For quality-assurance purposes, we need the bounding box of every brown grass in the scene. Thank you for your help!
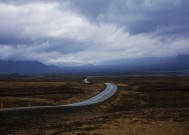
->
[0,77,103,108]
[0,76,189,135]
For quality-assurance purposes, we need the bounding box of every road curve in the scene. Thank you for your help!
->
[0,83,117,113]
[83,78,91,84]
[64,83,117,106]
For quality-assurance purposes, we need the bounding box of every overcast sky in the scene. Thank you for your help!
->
[0,0,189,66]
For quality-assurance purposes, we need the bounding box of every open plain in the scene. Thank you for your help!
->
[0,76,189,135]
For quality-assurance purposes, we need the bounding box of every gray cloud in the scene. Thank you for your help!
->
[63,0,188,35]
[0,0,189,66]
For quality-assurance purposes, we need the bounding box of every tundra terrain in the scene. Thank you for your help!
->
[0,76,188,135]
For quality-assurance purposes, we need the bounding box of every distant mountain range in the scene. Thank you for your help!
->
[0,61,61,75]
[99,54,189,72]
[0,55,189,75]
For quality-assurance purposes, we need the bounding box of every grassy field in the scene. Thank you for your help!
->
[0,76,189,135]
[0,76,103,108]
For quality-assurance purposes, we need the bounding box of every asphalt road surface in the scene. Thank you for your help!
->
[83,78,91,84]
[64,83,117,106]
[0,83,117,113]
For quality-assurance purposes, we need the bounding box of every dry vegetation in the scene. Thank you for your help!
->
[0,76,189,135]
[0,76,103,108]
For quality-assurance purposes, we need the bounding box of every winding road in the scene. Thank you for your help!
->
[0,79,117,113]
[64,83,117,106]
[83,78,91,84]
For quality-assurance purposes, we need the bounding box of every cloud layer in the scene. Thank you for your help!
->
[0,0,189,66]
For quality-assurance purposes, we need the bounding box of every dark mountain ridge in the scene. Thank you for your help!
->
[0,60,61,74]
[0,55,189,75]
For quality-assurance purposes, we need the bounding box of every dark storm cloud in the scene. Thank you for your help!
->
[68,0,111,20]
[1,0,188,35]
[69,0,189,35]
[0,0,189,65]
